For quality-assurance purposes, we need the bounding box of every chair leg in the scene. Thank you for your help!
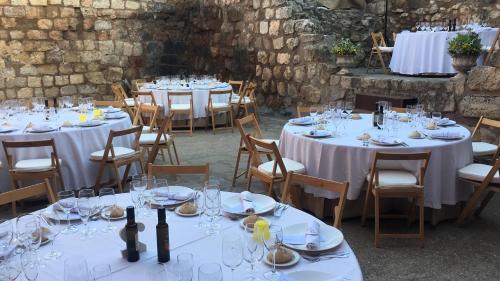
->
[229,110,234,133]
[361,187,372,226]
[10,179,19,217]
[252,103,259,121]
[374,192,380,248]
[366,52,373,72]
[112,165,123,193]
[94,162,106,193]
[474,190,495,217]
[267,182,274,197]
[244,154,251,178]
[419,194,425,248]
[232,148,243,187]
[211,110,216,135]
[189,111,193,137]
[376,51,388,74]
[57,168,65,190]
[407,198,416,226]
[246,172,253,192]
[457,185,486,225]
[166,146,174,165]
[171,141,180,165]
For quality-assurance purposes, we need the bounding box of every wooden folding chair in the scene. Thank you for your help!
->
[90,125,144,193]
[367,32,393,74]
[232,82,259,121]
[232,114,277,187]
[470,116,500,163]
[246,135,305,198]
[361,151,431,247]
[132,91,158,107]
[2,139,64,215]
[0,180,55,217]
[148,163,209,183]
[484,28,499,65]
[168,91,194,136]
[94,100,123,108]
[296,105,324,118]
[282,172,349,229]
[147,111,179,166]
[206,89,234,134]
[131,79,147,91]
[111,83,135,120]
[456,157,500,225]
[228,80,245,97]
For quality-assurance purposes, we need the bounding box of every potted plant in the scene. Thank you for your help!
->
[331,38,360,75]
[448,32,482,79]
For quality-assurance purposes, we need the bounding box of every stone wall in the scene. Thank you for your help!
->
[0,0,194,101]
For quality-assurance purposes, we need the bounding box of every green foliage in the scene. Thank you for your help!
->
[448,32,482,56]
[331,38,360,57]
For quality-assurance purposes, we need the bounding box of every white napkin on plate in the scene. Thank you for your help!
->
[437,117,450,125]
[240,191,255,213]
[105,112,124,119]
[31,123,57,132]
[153,187,193,201]
[290,116,313,124]
[430,131,462,139]
[305,221,320,249]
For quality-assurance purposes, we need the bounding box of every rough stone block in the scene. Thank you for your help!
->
[1,18,17,28]
[277,53,290,64]
[86,72,105,84]
[15,77,27,87]
[44,87,59,97]
[273,37,284,50]
[17,87,33,99]
[70,74,84,84]
[28,76,42,87]
[55,75,69,86]
[42,76,54,87]
[78,84,98,94]
[53,18,69,30]
[11,0,28,5]
[111,0,125,9]
[286,37,299,50]
[265,8,274,19]
[94,19,112,30]
[105,67,123,82]
[125,1,140,9]
[93,0,110,8]
[37,19,53,29]
[29,0,48,5]
[10,31,24,40]
[269,20,280,36]
[259,21,269,34]
[60,7,75,17]
[275,7,292,19]
[25,6,45,18]
[4,6,25,17]
[467,66,500,92]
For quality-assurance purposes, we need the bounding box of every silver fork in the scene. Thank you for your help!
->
[301,251,350,262]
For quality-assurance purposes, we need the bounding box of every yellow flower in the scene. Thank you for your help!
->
[253,220,270,241]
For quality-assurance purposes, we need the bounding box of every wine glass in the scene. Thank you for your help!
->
[77,189,94,240]
[16,215,41,253]
[57,190,78,234]
[432,112,442,122]
[64,255,90,281]
[345,101,353,118]
[39,213,62,260]
[166,253,193,281]
[92,264,112,281]
[262,225,283,281]
[194,190,205,228]
[243,224,264,281]
[99,188,117,233]
[204,180,221,235]
[0,220,13,256]
[21,250,38,281]
[142,176,157,217]
[222,234,243,281]
[198,263,222,281]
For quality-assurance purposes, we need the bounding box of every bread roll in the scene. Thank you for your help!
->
[267,246,293,264]
[179,202,197,214]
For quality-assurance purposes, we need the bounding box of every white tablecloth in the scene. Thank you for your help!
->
[389,28,499,75]
[140,81,233,119]
[279,114,473,209]
[17,192,362,281]
[0,110,135,191]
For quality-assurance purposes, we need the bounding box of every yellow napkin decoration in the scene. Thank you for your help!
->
[253,219,270,241]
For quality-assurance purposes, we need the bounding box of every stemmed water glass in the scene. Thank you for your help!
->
[64,255,90,281]
[243,224,264,281]
[57,190,78,234]
[143,176,157,217]
[222,234,243,281]
[77,189,95,240]
[39,213,62,260]
[21,250,39,281]
[195,190,206,228]
[198,263,223,281]
[99,188,117,233]
[166,253,194,281]
[262,225,283,281]
[132,175,148,216]
[16,215,41,253]
[345,101,353,118]
[204,180,222,235]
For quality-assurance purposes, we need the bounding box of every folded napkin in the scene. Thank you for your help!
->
[437,117,450,125]
[240,191,255,213]
[290,116,313,124]
[54,198,77,213]
[153,187,193,201]
[104,106,121,113]
[31,123,57,132]
[430,131,462,140]
[305,221,320,249]
[105,112,124,119]
[371,136,398,145]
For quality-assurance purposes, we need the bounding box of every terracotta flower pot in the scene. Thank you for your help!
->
[336,56,355,75]
[451,55,478,80]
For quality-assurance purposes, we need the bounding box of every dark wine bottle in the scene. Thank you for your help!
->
[156,207,170,263]
[377,103,384,130]
[125,206,139,262]
[372,103,379,128]
[448,19,452,32]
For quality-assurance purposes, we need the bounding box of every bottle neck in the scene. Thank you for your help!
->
[126,206,136,225]
[158,208,166,224]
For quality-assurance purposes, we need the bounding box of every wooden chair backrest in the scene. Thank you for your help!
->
[94,100,122,108]
[2,139,61,171]
[392,107,406,113]
[236,114,263,150]
[131,79,147,91]
[480,158,500,187]
[148,163,209,183]
[484,28,500,65]
[167,91,193,109]
[208,89,233,109]
[147,111,174,164]
[0,181,55,207]
[132,91,157,107]
[296,105,323,118]
[369,152,431,188]
[111,83,127,101]
[282,172,349,229]
[132,103,159,129]
[371,32,388,48]
[472,116,500,138]
[243,82,256,99]
[248,135,286,178]
[100,125,143,161]
[229,80,244,97]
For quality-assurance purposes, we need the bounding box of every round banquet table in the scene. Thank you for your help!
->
[12,192,363,281]
[279,114,474,209]
[0,110,135,192]
[140,81,234,119]
[389,28,499,75]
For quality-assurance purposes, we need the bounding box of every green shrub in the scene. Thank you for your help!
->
[331,38,360,57]
[448,32,482,56]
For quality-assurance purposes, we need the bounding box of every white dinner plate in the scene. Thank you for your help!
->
[289,117,315,126]
[263,249,300,268]
[77,120,104,127]
[104,114,126,120]
[370,137,403,146]
[430,134,464,140]
[150,186,194,206]
[239,217,270,232]
[100,206,126,221]
[103,107,121,114]
[438,120,457,127]
[0,126,17,133]
[286,271,334,281]
[27,127,58,133]
[283,223,344,252]
[222,194,276,215]
[303,130,331,138]
[43,206,80,221]
[174,206,200,217]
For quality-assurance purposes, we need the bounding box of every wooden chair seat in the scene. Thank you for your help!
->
[90,147,138,161]
[124,98,135,107]
[258,158,305,176]
[458,163,500,184]
[170,103,191,110]
[139,133,171,145]
[231,97,253,104]
[366,170,417,188]
[472,142,498,157]
[372,46,393,52]
[211,102,231,109]
[15,158,63,172]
